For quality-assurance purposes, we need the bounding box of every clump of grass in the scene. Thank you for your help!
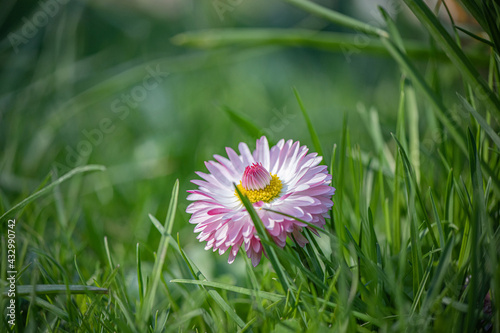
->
[1,0,499,332]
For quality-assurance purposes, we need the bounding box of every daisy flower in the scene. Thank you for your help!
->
[186,136,335,266]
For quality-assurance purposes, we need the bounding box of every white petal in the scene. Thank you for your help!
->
[205,161,232,187]
[226,147,245,174]
[253,136,270,170]
[238,142,255,166]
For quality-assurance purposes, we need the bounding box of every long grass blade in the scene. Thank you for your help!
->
[140,180,179,326]
[223,106,265,140]
[402,0,500,119]
[0,165,106,223]
[421,236,454,311]
[175,235,248,329]
[382,38,466,154]
[5,285,108,296]
[234,185,296,305]
[392,135,439,248]
[429,190,445,249]
[458,94,500,149]
[293,87,324,157]
[171,28,486,65]
[465,129,487,332]
[171,279,283,302]
[280,0,387,37]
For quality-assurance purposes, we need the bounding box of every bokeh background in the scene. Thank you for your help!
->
[0,0,482,283]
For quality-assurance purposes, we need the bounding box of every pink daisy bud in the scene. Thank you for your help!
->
[242,163,272,190]
[187,136,335,267]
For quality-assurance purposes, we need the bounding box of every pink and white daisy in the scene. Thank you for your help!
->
[186,136,335,267]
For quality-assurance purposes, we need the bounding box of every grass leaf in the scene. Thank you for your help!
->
[223,106,265,140]
[458,94,500,149]
[381,38,467,154]
[402,0,500,119]
[175,235,248,329]
[140,180,179,326]
[0,165,106,224]
[171,279,283,302]
[293,87,324,157]
[234,185,297,306]
[392,134,439,248]
[465,129,488,332]
[281,0,387,37]
[5,285,108,296]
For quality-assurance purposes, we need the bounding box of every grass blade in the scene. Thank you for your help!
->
[114,292,139,333]
[0,165,106,223]
[381,38,467,154]
[465,129,487,332]
[140,180,179,326]
[356,104,395,173]
[429,189,445,249]
[293,87,324,157]
[421,236,454,311]
[171,28,486,64]
[280,0,387,37]
[33,297,69,322]
[392,134,439,248]
[223,106,265,140]
[458,94,500,149]
[263,208,332,236]
[258,236,328,291]
[170,279,283,302]
[379,6,405,51]
[5,285,108,296]
[402,0,500,119]
[405,82,421,184]
[175,235,247,329]
[234,185,296,306]
[137,243,144,305]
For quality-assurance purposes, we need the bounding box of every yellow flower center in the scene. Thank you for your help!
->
[235,173,282,203]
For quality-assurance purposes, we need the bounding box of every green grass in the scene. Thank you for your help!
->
[1,0,499,332]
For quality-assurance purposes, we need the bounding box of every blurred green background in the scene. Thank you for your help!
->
[0,0,478,281]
